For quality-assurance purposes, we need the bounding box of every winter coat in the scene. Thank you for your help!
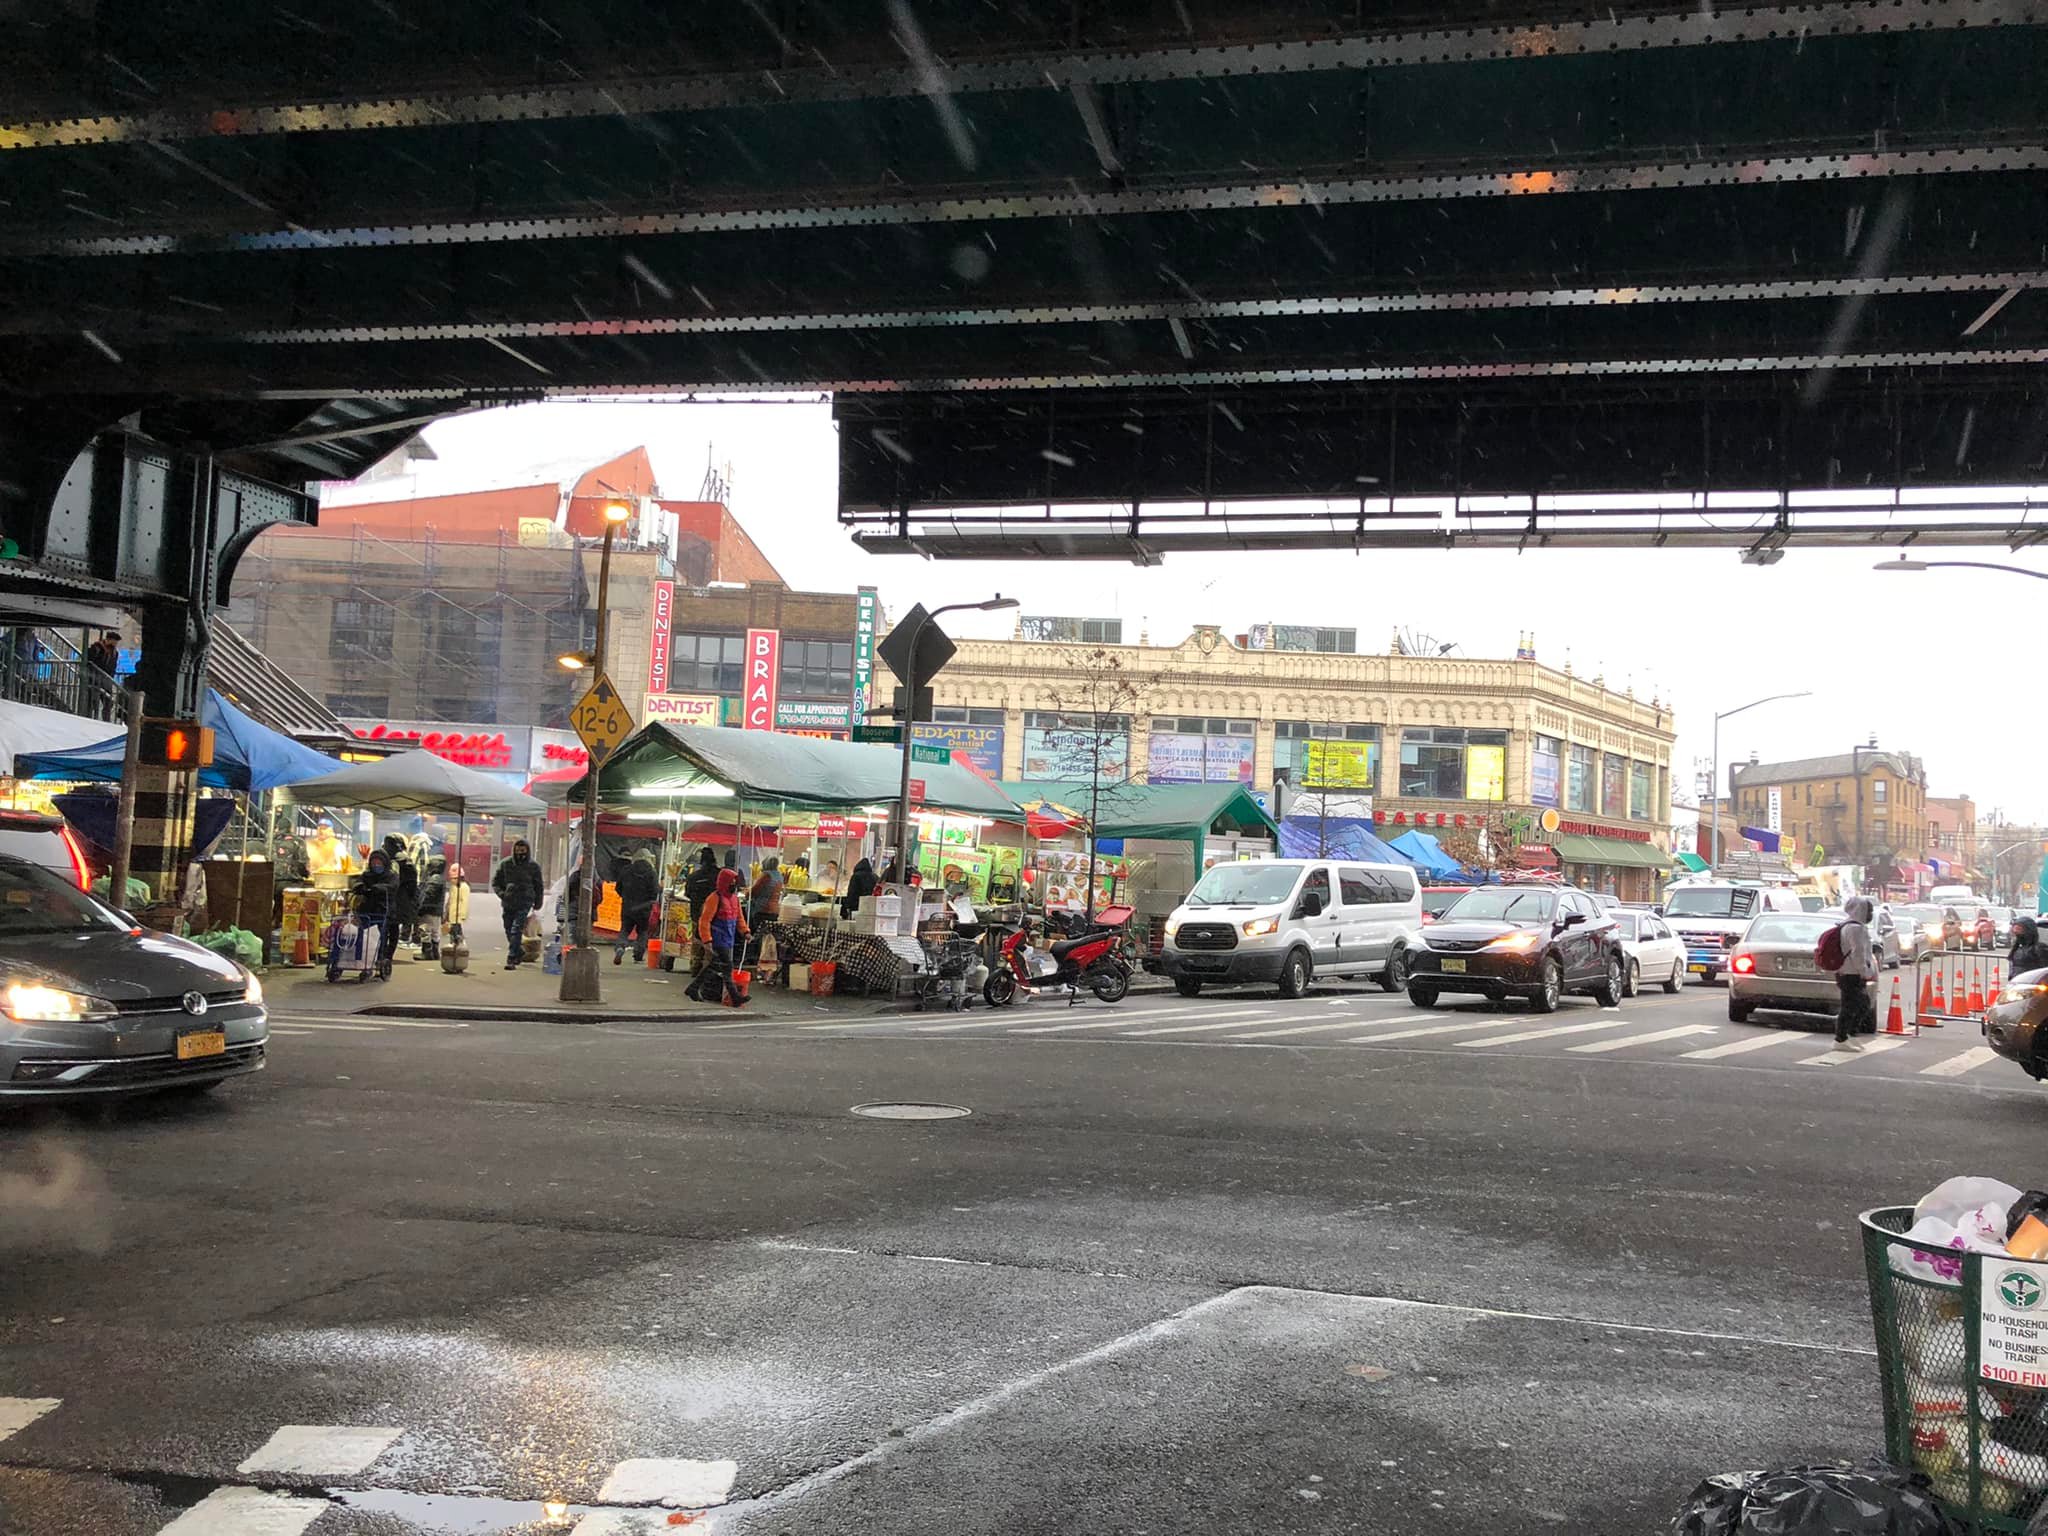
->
[616,859,660,912]
[351,855,397,920]
[2009,918,2048,978]
[494,853,544,912]
[698,870,749,949]
[1839,896,1879,982]
[444,877,470,927]
[684,852,720,913]
[840,858,878,919]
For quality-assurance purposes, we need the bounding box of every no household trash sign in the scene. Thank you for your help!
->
[1980,1258,2048,1387]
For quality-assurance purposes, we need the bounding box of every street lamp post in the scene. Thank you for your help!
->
[1874,557,2048,582]
[1710,691,1814,870]
[892,596,1018,887]
[558,498,634,1004]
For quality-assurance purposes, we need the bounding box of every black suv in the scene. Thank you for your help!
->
[1406,885,1625,1012]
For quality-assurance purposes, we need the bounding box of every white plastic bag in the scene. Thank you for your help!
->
[1916,1176,2023,1230]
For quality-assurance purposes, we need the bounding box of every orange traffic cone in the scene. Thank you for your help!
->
[1919,963,1936,1016]
[1931,963,1948,1018]
[1884,978,1908,1035]
[291,931,310,967]
[646,937,663,970]
[1966,957,1985,1015]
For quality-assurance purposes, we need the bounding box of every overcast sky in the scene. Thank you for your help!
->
[393,398,2044,827]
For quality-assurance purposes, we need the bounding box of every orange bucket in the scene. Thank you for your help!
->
[808,961,837,997]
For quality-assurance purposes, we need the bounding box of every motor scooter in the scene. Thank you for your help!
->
[984,905,1133,1006]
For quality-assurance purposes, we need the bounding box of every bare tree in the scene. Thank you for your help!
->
[1035,646,1160,920]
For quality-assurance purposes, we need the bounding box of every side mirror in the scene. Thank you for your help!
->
[1298,891,1324,918]
[1651,904,1663,916]
[1560,911,1587,928]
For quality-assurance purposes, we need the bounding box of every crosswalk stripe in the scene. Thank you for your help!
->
[1010,1015,1177,1035]
[0,1398,58,1443]
[801,1018,928,1031]
[157,1486,324,1536]
[1800,1037,1912,1066]
[1683,1032,1807,1060]
[916,1016,1031,1033]
[1345,1015,1536,1044]
[1232,1015,1431,1040]
[1460,1018,1633,1048]
[1920,1045,2001,1077]
[1567,1024,1717,1054]
[269,1028,314,1036]
[238,1424,402,1475]
[1115,1012,1290,1036]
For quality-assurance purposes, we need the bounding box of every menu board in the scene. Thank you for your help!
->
[1030,847,1123,911]
[919,845,995,902]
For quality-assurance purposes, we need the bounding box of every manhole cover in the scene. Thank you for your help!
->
[850,1102,973,1120]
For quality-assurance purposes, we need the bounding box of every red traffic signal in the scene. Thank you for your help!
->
[139,718,215,770]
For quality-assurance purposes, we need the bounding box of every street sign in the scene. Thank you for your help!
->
[910,743,951,765]
[569,673,633,763]
[854,724,902,744]
[908,778,927,805]
[875,603,957,686]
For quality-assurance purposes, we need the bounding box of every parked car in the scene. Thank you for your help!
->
[1406,885,1625,1013]
[1984,966,2048,1079]
[1159,858,1423,999]
[1611,909,1685,997]
[1726,911,1843,1025]
[1420,886,1473,924]
[0,853,267,1099]
[0,810,91,890]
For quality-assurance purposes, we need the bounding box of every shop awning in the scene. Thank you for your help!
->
[1672,850,1710,873]
[1549,832,1674,870]
[15,689,344,792]
[597,724,1021,818]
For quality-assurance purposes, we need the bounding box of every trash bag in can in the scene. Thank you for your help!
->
[1671,1458,1963,1535]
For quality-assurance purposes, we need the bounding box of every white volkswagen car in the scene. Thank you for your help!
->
[1612,909,1685,997]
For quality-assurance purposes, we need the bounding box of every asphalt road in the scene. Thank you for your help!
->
[2,976,2040,1535]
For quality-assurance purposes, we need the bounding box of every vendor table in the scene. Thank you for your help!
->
[759,919,926,996]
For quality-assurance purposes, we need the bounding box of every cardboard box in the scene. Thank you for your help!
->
[788,963,811,991]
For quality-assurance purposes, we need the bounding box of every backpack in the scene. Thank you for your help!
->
[1815,923,1846,972]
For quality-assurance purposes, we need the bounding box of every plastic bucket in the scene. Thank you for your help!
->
[809,961,838,997]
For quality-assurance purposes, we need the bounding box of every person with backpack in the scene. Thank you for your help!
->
[1823,896,1879,1050]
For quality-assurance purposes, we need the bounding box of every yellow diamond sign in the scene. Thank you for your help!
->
[570,673,633,763]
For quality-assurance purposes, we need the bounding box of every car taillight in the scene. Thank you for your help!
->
[1732,954,1756,974]
[58,826,90,892]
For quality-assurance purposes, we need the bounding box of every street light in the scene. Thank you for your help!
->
[1710,690,1814,871]
[560,497,635,1004]
[1873,557,2048,582]
[892,595,1019,886]
[555,651,590,671]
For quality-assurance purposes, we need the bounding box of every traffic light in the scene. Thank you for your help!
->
[139,718,215,771]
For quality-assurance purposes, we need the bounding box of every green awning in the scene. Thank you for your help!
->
[1672,851,1709,873]
[1550,832,1674,870]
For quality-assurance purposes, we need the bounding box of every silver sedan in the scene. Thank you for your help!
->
[1726,912,1843,1025]
[0,855,268,1099]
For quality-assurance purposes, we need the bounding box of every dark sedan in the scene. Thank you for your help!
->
[0,855,268,1099]
[1407,885,1624,1012]
[1984,966,2048,1081]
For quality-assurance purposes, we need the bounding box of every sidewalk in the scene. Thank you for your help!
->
[264,946,902,1023]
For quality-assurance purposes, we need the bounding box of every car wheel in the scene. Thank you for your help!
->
[1728,999,1753,1024]
[1379,948,1408,993]
[1277,949,1310,1000]
[1529,958,1564,1013]
[1173,976,1204,998]
[1408,984,1441,1009]
[1663,959,1682,995]
[1592,953,1623,1009]
[1622,959,1640,999]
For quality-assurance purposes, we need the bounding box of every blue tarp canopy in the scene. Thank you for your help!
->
[1389,829,1466,879]
[1277,816,1415,867]
[15,689,343,792]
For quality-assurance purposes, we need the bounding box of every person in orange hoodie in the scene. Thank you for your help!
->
[686,867,751,1006]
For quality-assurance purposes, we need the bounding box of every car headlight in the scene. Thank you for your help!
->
[240,966,265,1006]
[1162,918,1181,938]
[1995,983,2048,1006]
[1242,916,1280,937]
[3,980,117,1024]
[1488,931,1540,952]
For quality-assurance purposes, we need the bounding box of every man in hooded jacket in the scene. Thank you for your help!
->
[1832,895,1879,1050]
[493,840,544,969]
[2009,916,2048,977]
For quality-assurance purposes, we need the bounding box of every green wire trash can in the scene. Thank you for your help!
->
[1861,1206,2048,1532]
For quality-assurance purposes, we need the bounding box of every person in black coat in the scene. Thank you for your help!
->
[492,839,545,969]
[2009,916,2048,977]
[840,857,878,920]
[612,853,660,965]
[350,848,400,973]
[384,834,420,941]
[684,847,720,974]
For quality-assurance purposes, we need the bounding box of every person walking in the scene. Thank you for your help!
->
[683,846,719,977]
[612,852,659,966]
[2008,915,2048,976]
[686,868,750,1006]
[746,856,784,966]
[1832,895,1879,1050]
[492,839,544,969]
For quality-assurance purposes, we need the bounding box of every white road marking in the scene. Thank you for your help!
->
[156,1486,326,1535]
[237,1424,402,1476]
[1231,1015,1431,1040]
[700,1019,783,1029]
[1347,1015,1535,1044]
[268,1029,314,1036]
[1460,1018,1633,1048]
[0,1398,58,1443]
[1121,1017,1295,1038]
[1682,1032,1808,1060]
[915,1016,1034,1033]
[262,1021,385,1033]
[573,1513,679,1535]
[1921,1046,2001,1077]
[1567,1024,1717,1054]
[337,1018,471,1029]
[597,1457,738,1507]
[1800,1037,1912,1066]
[1010,1014,1191,1035]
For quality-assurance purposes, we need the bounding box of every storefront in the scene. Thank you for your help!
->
[1537,818,1673,902]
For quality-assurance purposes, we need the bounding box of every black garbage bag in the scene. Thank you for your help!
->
[1672,1459,1963,1536]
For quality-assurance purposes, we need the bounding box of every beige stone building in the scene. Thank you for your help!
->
[921,624,1678,899]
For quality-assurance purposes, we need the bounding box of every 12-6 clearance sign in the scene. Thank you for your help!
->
[743,628,780,730]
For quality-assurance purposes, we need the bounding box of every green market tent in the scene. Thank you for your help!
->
[999,778,1278,866]
[591,724,1022,818]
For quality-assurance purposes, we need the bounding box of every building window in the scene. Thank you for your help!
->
[1601,754,1627,818]
[671,632,744,694]
[1566,744,1597,812]
[1531,735,1562,808]
[1274,722,1380,792]
[1147,716,1257,784]
[1629,761,1652,821]
[1805,784,1813,805]
[1024,711,1131,781]
[1874,779,1888,804]
[1398,727,1508,801]
[779,639,853,698]
[330,597,393,661]
[1019,616,1122,644]
[326,693,389,718]
[931,707,1006,726]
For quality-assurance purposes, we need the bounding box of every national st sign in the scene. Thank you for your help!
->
[570,673,634,763]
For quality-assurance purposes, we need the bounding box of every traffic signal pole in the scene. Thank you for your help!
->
[108,689,143,909]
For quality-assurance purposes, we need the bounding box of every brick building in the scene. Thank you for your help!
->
[1729,744,1928,867]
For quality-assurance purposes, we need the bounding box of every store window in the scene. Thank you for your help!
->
[1023,711,1130,781]
[1629,760,1653,821]
[1531,735,1562,808]
[331,597,393,661]
[671,632,744,694]
[1567,744,1596,812]
[1273,722,1380,792]
[1146,716,1256,784]
[1398,728,1508,800]
[1601,753,1627,818]
[779,639,854,697]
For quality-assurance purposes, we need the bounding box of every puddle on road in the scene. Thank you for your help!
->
[334,1487,715,1532]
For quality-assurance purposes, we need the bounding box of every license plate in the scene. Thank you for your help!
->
[175,1030,226,1061]
[1441,958,1467,973]
[1689,963,1709,974]
[1778,958,1817,975]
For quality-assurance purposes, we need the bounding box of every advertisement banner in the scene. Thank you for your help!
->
[776,700,854,730]
[912,723,1006,777]
[643,692,721,727]
[1767,786,1782,832]
[1303,739,1375,790]
[1465,743,1507,801]
[647,580,673,696]
[1145,732,1209,784]
[1531,741,1561,808]
[853,587,879,719]
[743,628,780,730]
[1023,726,1128,782]
[528,728,588,775]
